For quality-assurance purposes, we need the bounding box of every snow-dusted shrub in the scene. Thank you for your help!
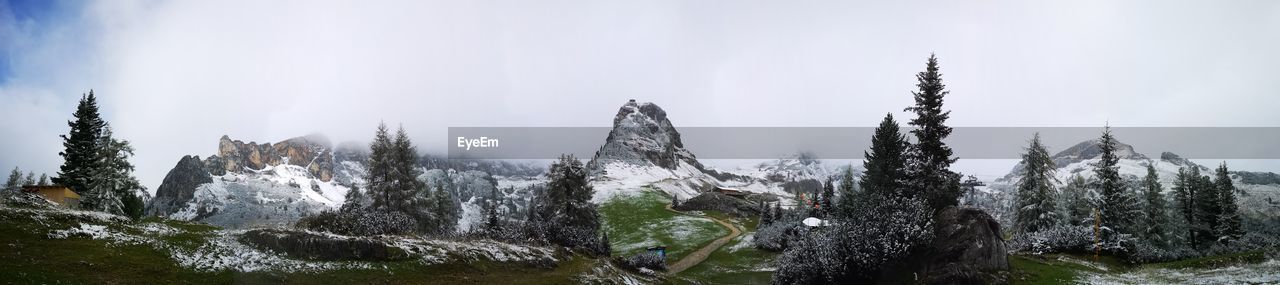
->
[296,209,416,236]
[752,210,804,251]
[0,190,55,209]
[773,195,935,283]
[240,229,412,261]
[613,251,666,273]
[1008,225,1095,254]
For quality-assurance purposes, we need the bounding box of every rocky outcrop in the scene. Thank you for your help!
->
[672,192,769,217]
[588,100,706,174]
[146,155,214,216]
[921,206,1009,284]
[216,134,335,181]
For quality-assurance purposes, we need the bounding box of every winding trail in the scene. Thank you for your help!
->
[662,203,742,274]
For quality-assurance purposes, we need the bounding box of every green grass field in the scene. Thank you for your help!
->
[675,212,778,284]
[599,189,729,261]
[0,206,638,285]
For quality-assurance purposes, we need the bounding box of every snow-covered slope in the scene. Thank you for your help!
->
[167,164,351,229]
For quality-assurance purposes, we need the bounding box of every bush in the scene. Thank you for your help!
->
[296,209,416,236]
[1007,225,1095,255]
[613,252,666,273]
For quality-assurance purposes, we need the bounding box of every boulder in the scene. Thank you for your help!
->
[146,155,213,216]
[921,206,1009,284]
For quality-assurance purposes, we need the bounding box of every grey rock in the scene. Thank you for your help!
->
[146,155,213,216]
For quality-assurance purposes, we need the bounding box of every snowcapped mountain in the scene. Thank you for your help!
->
[146,135,360,228]
[996,139,1209,190]
[985,138,1280,224]
[586,100,811,203]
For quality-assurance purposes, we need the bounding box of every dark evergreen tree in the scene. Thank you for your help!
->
[1172,167,1198,248]
[391,126,423,212]
[529,155,603,252]
[1142,164,1169,246]
[1095,126,1138,238]
[56,91,106,194]
[1014,133,1059,234]
[37,173,50,186]
[860,113,908,199]
[835,166,858,218]
[432,183,459,235]
[365,123,396,212]
[341,185,366,212]
[599,232,612,257]
[1190,167,1218,248]
[760,201,774,226]
[903,54,962,211]
[819,177,834,217]
[485,185,502,232]
[1214,163,1243,242]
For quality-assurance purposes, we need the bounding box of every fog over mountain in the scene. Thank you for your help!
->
[1,1,1278,191]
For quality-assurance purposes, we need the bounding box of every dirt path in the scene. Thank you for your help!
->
[663,203,743,274]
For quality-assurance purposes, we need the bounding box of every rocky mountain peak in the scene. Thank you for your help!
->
[1160,151,1206,171]
[209,134,336,181]
[589,100,705,172]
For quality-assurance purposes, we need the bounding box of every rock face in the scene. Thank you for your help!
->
[672,192,767,217]
[588,100,706,173]
[146,155,214,216]
[215,134,335,181]
[922,206,1009,284]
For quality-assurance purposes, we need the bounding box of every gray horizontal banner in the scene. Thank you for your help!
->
[447,127,1280,160]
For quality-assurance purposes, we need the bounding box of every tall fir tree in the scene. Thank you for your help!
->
[1213,163,1243,242]
[37,173,50,186]
[4,167,21,192]
[860,113,908,199]
[1172,167,1196,247]
[56,91,106,193]
[82,126,146,218]
[819,177,834,217]
[835,166,858,218]
[1142,164,1169,247]
[484,185,503,232]
[1190,167,1218,247]
[365,123,396,211]
[1094,126,1138,237]
[1014,133,1060,234]
[433,183,459,235]
[903,54,962,211]
[391,126,423,212]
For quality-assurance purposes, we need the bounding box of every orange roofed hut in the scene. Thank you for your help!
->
[22,185,81,209]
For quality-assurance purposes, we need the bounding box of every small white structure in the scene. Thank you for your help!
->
[802,217,830,227]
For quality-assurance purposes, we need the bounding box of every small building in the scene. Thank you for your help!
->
[713,187,747,198]
[22,185,80,209]
[645,246,668,259]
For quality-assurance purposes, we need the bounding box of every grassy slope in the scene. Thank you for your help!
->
[0,207,625,285]
[1010,250,1274,284]
[674,212,777,284]
[599,189,728,261]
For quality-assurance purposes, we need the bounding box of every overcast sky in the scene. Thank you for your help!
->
[2,0,1278,192]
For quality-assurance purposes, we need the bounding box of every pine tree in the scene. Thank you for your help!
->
[391,126,423,212]
[485,185,502,232]
[819,177,834,217]
[1061,174,1093,226]
[1213,163,1243,242]
[4,167,21,192]
[341,185,366,212]
[56,91,107,194]
[1190,167,1218,248]
[599,232,612,257]
[1095,126,1136,238]
[433,183,459,235]
[903,54,962,211]
[836,166,858,218]
[861,113,908,199]
[365,123,396,212]
[37,173,49,186]
[1172,167,1196,247]
[82,126,145,217]
[1142,164,1168,246]
[23,172,35,186]
[760,201,774,226]
[1014,133,1060,234]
